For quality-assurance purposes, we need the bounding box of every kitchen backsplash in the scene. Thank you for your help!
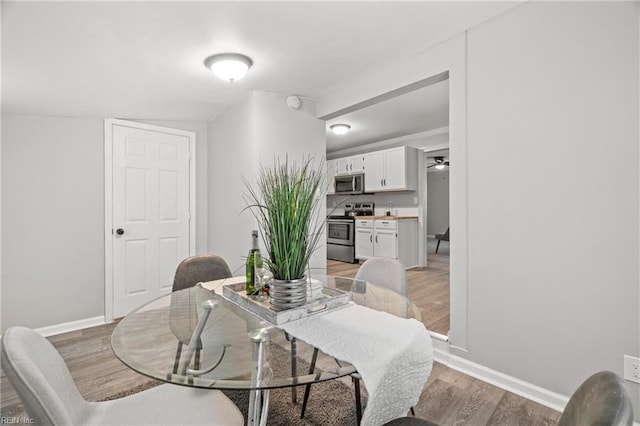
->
[327,192,419,216]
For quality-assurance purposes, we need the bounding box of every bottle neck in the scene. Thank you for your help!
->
[251,235,259,250]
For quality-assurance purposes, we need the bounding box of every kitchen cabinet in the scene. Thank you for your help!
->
[326,159,337,195]
[336,155,365,176]
[363,146,417,192]
[355,217,418,268]
[373,220,398,259]
[355,219,374,259]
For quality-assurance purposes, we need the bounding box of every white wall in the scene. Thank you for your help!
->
[208,91,327,276]
[465,0,639,408]
[1,114,209,332]
[252,92,327,275]
[318,1,639,419]
[427,169,449,236]
[207,95,257,274]
[2,114,104,331]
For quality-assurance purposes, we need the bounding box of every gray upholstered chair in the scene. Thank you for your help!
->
[0,326,243,426]
[172,254,232,292]
[383,370,634,426]
[434,227,449,254]
[170,254,232,374]
[558,370,633,426]
[301,257,411,423]
[354,256,408,296]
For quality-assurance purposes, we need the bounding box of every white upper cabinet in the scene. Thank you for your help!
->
[363,151,385,192]
[363,146,417,192]
[382,147,407,189]
[350,155,365,174]
[326,159,337,195]
[335,155,365,175]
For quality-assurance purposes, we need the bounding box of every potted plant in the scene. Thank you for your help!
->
[243,156,326,309]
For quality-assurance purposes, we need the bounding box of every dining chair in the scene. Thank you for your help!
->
[383,370,633,426]
[434,227,449,254]
[170,254,232,374]
[557,370,633,426]
[0,326,244,426]
[383,417,438,425]
[301,257,411,423]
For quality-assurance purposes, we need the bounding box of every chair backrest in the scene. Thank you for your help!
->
[355,257,408,296]
[0,327,89,425]
[172,255,232,292]
[558,371,633,426]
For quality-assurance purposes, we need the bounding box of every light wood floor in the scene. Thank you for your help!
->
[328,237,450,336]
[0,321,560,425]
[1,246,561,425]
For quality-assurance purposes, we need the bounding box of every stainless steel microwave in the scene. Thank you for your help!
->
[334,174,365,195]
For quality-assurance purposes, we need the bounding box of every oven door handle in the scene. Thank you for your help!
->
[328,219,355,224]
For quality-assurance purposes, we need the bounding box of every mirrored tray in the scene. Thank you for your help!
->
[222,281,350,325]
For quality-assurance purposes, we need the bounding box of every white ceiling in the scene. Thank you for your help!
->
[2,1,519,148]
[326,78,449,152]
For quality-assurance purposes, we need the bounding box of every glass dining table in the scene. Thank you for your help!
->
[111,275,422,425]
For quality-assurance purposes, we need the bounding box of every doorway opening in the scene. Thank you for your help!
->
[322,73,452,340]
[423,148,450,337]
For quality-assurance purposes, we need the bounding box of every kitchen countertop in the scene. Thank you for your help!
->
[354,215,418,220]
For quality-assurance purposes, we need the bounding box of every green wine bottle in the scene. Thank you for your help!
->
[245,230,261,295]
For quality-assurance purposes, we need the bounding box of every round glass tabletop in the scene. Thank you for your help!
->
[111,275,422,391]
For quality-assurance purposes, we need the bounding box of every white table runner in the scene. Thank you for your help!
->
[282,303,433,426]
[203,278,434,425]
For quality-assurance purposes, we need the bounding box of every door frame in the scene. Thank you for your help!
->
[103,118,196,322]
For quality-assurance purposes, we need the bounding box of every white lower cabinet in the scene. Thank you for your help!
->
[355,220,374,259]
[355,218,418,268]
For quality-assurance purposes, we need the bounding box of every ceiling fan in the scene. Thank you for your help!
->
[427,156,450,169]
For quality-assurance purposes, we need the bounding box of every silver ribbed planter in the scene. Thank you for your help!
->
[269,277,307,310]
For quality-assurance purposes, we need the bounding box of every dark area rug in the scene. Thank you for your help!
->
[101,343,364,425]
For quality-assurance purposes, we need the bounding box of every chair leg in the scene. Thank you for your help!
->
[172,342,183,374]
[194,347,201,370]
[290,337,297,403]
[353,376,362,424]
[435,240,440,253]
[300,347,319,419]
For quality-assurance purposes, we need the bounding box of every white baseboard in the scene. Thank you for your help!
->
[432,343,569,414]
[35,316,106,337]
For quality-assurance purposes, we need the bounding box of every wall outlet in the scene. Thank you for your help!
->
[624,355,640,384]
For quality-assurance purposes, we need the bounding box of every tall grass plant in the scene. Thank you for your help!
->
[243,156,325,281]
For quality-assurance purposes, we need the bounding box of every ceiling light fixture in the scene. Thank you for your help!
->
[330,124,351,135]
[435,164,445,170]
[204,53,253,83]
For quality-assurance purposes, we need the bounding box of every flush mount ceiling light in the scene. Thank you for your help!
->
[330,124,351,135]
[204,53,253,83]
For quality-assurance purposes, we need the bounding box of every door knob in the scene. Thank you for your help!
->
[116,228,124,235]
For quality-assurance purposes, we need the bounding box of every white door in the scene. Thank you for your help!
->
[111,123,192,318]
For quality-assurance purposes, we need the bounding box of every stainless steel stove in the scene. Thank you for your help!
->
[327,203,374,263]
